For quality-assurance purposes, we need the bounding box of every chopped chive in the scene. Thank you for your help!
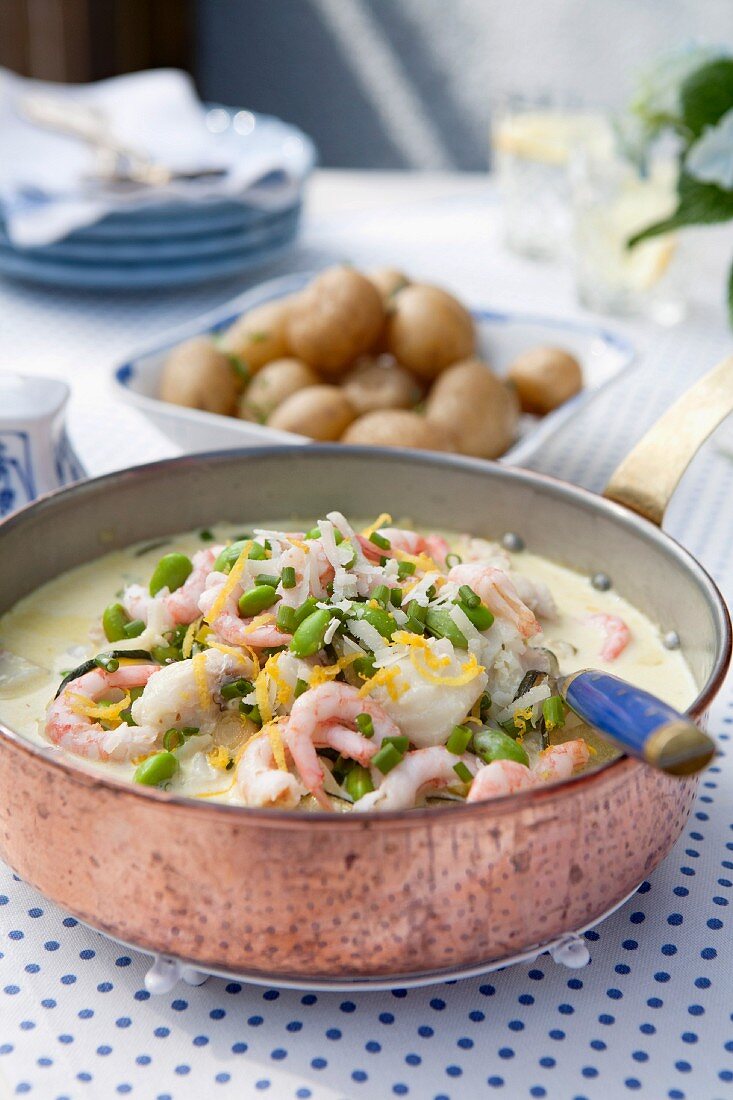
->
[255,573,279,588]
[382,734,409,754]
[445,553,462,568]
[369,530,391,550]
[181,726,200,737]
[355,713,374,739]
[353,656,376,680]
[294,677,309,699]
[221,678,252,701]
[542,696,566,730]
[281,566,296,589]
[390,587,403,607]
[425,585,436,599]
[372,742,404,775]
[458,601,494,631]
[479,691,492,720]
[397,560,416,579]
[199,529,215,541]
[293,597,318,627]
[343,764,374,801]
[151,644,180,664]
[458,585,480,609]
[276,604,297,633]
[453,761,473,784]
[446,724,472,755]
[372,584,390,608]
[405,600,427,623]
[163,727,183,751]
[94,654,119,673]
[123,619,146,639]
[245,704,262,725]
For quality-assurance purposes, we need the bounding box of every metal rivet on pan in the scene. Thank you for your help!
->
[591,573,612,591]
[502,532,525,552]
[663,631,681,650]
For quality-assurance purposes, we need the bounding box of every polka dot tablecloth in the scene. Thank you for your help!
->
[1,176,733,1099]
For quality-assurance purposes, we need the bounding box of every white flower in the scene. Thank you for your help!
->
[686,108,733,190]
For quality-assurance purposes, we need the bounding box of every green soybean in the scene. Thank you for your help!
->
[350,605,397,640]
[238,585,281,617]
[344,764,375,801]
[149,553,193,596]
[425,608,468,649]
[151,644,180,664]
[472,727,530,767]
[290,609,331,657]
[213,539,266,574]
[102,602,130,643]
[123,619,146,639]
[133,751,177,786]
[457,601,495,631]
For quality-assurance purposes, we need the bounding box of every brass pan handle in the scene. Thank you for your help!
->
[603,354,733,526]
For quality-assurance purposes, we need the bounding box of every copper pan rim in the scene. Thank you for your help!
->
[0,443,729,827]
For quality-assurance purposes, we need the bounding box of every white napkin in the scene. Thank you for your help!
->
[0,68,315,246]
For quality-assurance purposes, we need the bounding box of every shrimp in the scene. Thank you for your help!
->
[356,746,478,812]
[589,613,631,661]
[466,759,535,803]
[532,738,590,782]
[131,648,252,736]
[284,682,401,808]
[199,575,292,649]
[236,733,306,809]
[448,562,540,639]
[165,547,219,624]
[467,739,591,803]
[357,528,449,565]
[45,664,159,761]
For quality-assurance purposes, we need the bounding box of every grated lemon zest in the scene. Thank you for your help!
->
[360,513,392,538]
[182,617,202,659]
[208,641,252,669]
[409,649,484,687]
[288,536,310,553]
[264,653,293,706]
[254,667,273,727]
[513,706,535,734]
[307,653,359,689]
[243,612,275,635]
[393,549,439,573]
[205,541,252,624]
[193,651,211,710]
[207,746,231,770]
[358,665,406,701]
[262,716,288,772]
[68,691,131,723]
[391,632,450,670]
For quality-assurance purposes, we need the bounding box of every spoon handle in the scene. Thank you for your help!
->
[557,669,715,775]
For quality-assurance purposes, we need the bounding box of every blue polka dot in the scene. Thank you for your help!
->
[60,974,77,985]
[392,989,408,999]
[623,939,638,950]
[530,1088,546,1098]
[295,1090,311,1099]
[629,912,645,924]
[154,1028,170,1039]
[62,917,78,927]
[4,985,19,995]
[77,1073,92,1083]
[469,1010,485,1022]
[263,989,279,1001]
[661,945,677,957]
[582,1067,598,1078]
[607,989,623,999]
[326,1029,341,1041]
[549,1030,565,1040]
[171,999,188,1011]
[418,1027,433,1039]
[20,1021,35,1031]
[175,1065,191,1076]
[0,1045,12,1055]
[8,930,23,941]
[632,1050,649,1062]
[352,1071,368,1083]
[255,1081,270,1090]
[58,1034,73,1044]
[232,1043,247,1054]
[79,949,95,960]
[479,984,495,996]
[430,999,446,1011]
[508,1019,525,1030]
[366,1041,381,1052]
[567,979,583,990]
[44,941,60,952]
[193,1035,209,1047]
[519,993,535,1004]
[720,1071,733,1083]
[301,994,317,1005]
[599,1015,615,1025]
[488,1078,504,1088]
[117,1085,132,1095]
[528,969,544,980]
[41,999,56,1009]
[615,965,631,975]
[210,1008,226,1020]
[115,956,131,967]
[694,977,711,989]
[97,983,112,993]
[393,1085,409,1095]
[136,1056,151,1066]
[287,1020,303,1032]
[647,998,663,1009]
[446,1064,462,1077]
[640,1024,656,1035]
[341,1000,356,1013]
[457,1037,473,1049]
[27,907,41,916]
[78,1009,93,1020]
[248,1015,264,1027]
[625,1079,641,1090]
[539,1056,556,1067]
[24,965,39,975]
[311,1058,327,1070]
[673,887,689,897]
[590,1040,606,1051]
[701,947,717,959]
[271,1048,287,1060]
[225,983,242,994]
[558,1004,574,1015]
[97,1046,112,1057]
[134,990,150,1002]
[216,1075,231,1085]
[115,1017,131,1029]
[498,1048,514,1059]
[708,918,723,930]
[406,1053,422,1065]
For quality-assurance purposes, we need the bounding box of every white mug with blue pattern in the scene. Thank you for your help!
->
[0,374,85,517]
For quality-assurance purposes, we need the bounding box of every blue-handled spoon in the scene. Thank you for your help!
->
[557,669,715,776]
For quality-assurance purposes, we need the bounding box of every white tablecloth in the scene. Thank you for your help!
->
[1,172,733,1100]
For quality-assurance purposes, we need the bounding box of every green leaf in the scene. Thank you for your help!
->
[628,172,733,246]
[680,59,733,139]
[728,257,733,327]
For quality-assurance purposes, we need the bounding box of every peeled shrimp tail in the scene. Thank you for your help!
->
[237,734,305,809]
[589,614,631,661]
[165,547,218,624]
[532,739,590,782]
[448,562,540,639]
[356,746,478,812]
[466,759,535,803]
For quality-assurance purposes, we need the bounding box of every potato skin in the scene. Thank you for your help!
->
[268,385,356,440]
[368,267,411,301]
[341,357,422,416]
[286,266,385,377]
[507,345,583,415]
[425,358,519,459]
[239,358,319,422]
[159,336,240,415]
[341,409,455,452]
[385,284,476,381]
[218,298,292,373]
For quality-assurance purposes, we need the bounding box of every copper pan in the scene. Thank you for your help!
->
[0,357,732,986]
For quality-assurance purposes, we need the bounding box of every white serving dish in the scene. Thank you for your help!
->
[112,271,635,463]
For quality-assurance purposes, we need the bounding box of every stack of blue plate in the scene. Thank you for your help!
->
[0,109,316,290]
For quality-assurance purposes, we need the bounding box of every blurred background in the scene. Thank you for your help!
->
[3,0,732,169]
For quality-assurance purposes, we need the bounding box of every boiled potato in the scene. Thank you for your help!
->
[507,345,582,415]
[341,409,456,452]
[238,358,319,422]
[368,267,411,301]
[268,385,356,440]
[159,336,240,415]
[286,266,385,377]
[341,356,422,416]
[425,358,519,459]
[385,284,476,381]
[219,298,293,374]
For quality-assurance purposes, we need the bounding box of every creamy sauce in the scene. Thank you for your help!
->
[0,523,698,806]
